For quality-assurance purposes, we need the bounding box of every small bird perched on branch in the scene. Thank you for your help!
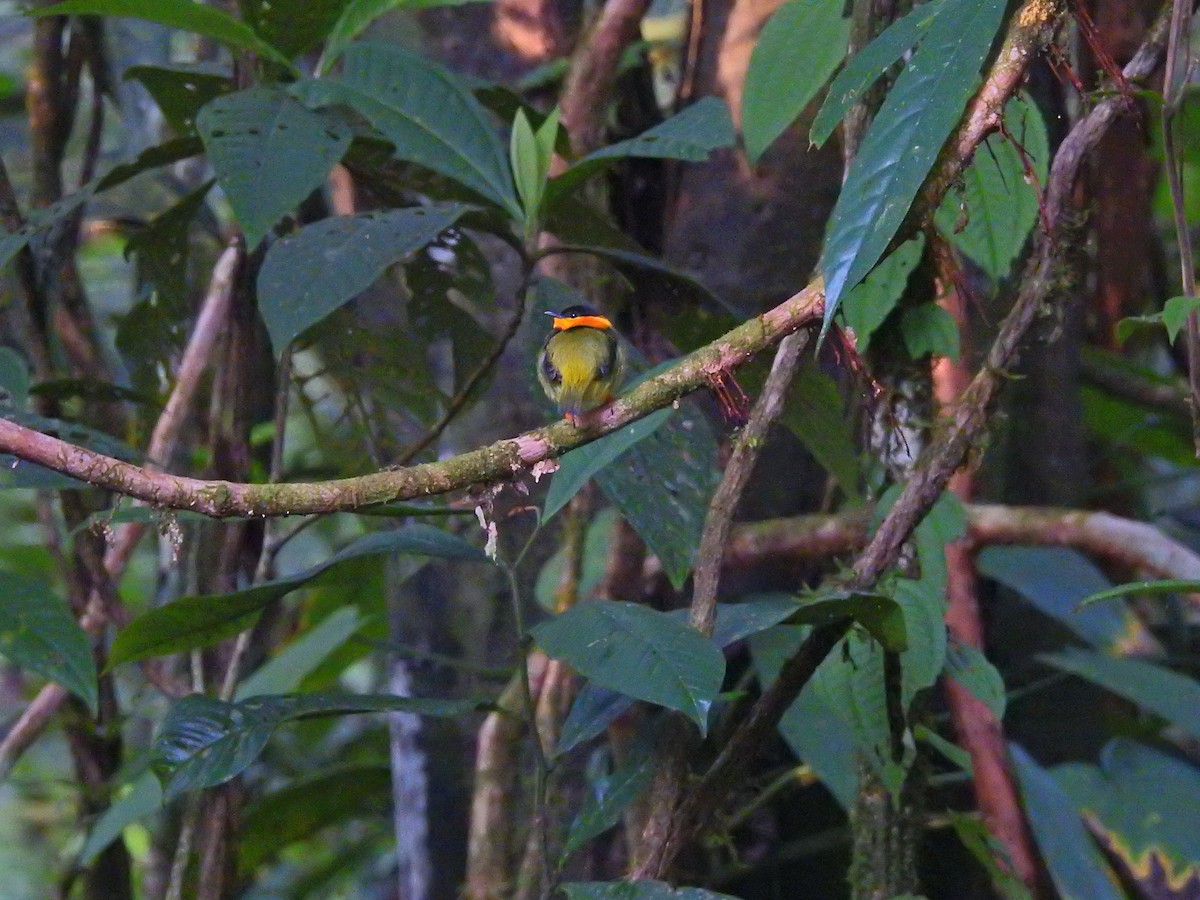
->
[537,304,625,424]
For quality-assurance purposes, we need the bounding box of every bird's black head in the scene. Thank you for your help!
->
[545,304,612,331]
[544,304,600,320]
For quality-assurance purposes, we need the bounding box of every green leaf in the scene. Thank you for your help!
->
[510,108,542,224]
[0,347,30,408]
[779,360,862,498]
[236,607,365,699]
[819,0,1007,328]
[0,572,96,712]
[943,639,1005,719]
[977,546,1147,653]
[1010,743,1125,900]
[31,0,293,69]
[750,624,858,807]
[295,44,520,218]
[1080,577,1200,607]
[197,86,352,249]
[151,691,483,800]
[934,95,1048,279]
[793,590,906,651]
[901,302,960,360]
[95,136,205,192]
[531,600,726,733]
[322,0,493,68]
[948,812,1034,900]
[124,65,234,135]
[561,882,739,899]
[742,0,851,163]
[555,597,797,754]
[1162,295,1200,342]
[257,203,467,352]
[239,764,392,872]
[544,98,735,210]
[1053,738,1200,885]
[111,526,486,667]
[80,771,161,864]
[543,410,673,520]
[1038,648,1200,741]
[240,0,348,58]
[839,234,924,355]
[561,751,655,861]
[810,0,947,146]
[124,179,214,315]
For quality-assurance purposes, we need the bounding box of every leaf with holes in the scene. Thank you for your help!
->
[532,600,726,733]
[124,65,233,135]
[257,203,467,352]
[197,86,352,249]
[151,691,484,800]
[295,44,519,217]
[743,0,851,163]
[0,572,97,712]
[819,0,1007,329]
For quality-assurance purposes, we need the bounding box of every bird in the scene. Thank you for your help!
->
[537,304,625,424]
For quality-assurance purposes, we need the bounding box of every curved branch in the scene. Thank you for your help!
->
[0,283,824,517]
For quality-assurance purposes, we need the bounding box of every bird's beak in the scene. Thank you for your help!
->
[543,310,560,318]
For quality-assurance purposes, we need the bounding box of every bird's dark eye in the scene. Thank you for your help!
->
[542,354,561,384]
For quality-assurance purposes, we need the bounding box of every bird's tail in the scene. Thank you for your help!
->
[556,379,590,420]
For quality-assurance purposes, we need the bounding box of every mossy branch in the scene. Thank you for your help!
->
[0,283,824,518]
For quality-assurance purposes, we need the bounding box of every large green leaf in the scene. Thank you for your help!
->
[295,44,519,217]
[901,302,960,360]
[543,410,673,520]
[0,572,96,712]
[322,0,494,69]
[561,750,655,861]
[124,65,234,135]
[1054,739,1200,893]
[31,0,293,69]
[544,98,735,210]
[532,600,726,733]
[810,0,947,146]
[779,361,862,498]
[592,388,719,588]
[742,0,851,163]
[819,0,1007,327]
[111,526,486,667]
[555,596,799,755]
[239,764,392,872]
[240,0,348,58]
[935,95,1049,280]
[197,86,352,249]
[236,607,365,699]
[750,624,857,807]
[561,883,739,899]
[838,234,924,355]
[1010,743,1125,900]
[977,546,1147,652]
[80,771,162,864]
[1038,648,1200,742]
[257,203,467,352]
[151,691,483,800]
